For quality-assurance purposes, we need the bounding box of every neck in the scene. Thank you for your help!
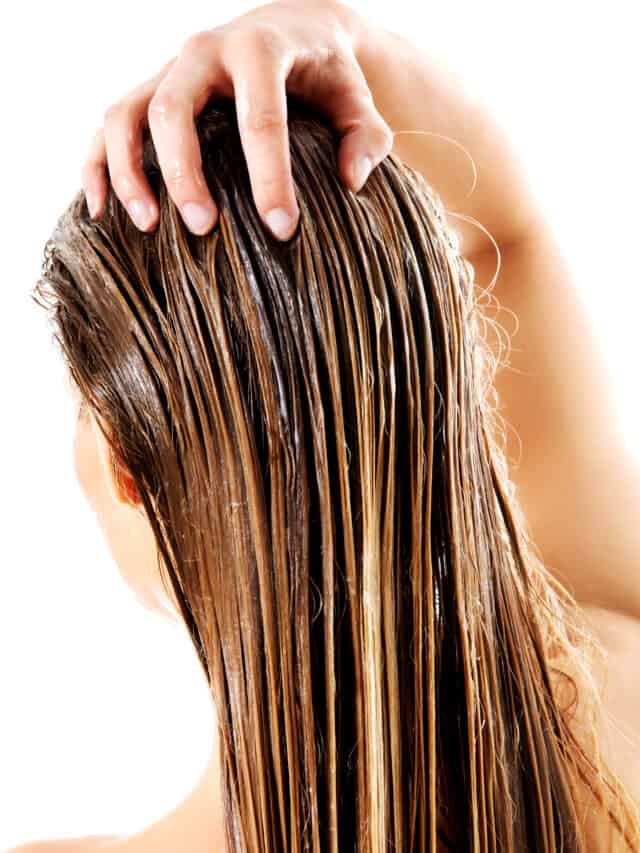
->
[121,718,225,853]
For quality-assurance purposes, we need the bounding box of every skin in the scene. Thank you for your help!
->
[72,402,179,621]
[9,0,640,849]
[5,404,227,853]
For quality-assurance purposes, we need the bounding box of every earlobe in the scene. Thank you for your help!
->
[89,410,141,508]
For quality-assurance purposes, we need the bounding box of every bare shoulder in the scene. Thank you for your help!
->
[5,836,123,853]
[557,605,640,819]
[4,742,223,853]
[580,604,640,797]
[545,604,640,850]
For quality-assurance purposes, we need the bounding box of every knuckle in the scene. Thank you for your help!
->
[147,89,188,122]
[243,106,287,135]
[102,98,135,138]
[363,115,394,155]
[163,168,194,195]
[103,97,139,131]
[108,170,132,199]
[103,100,126,126]
[230,22,285,60]
[256,168,287,194]
[253,23,285,56]
[326,45,353,72]
[108,165,141,197]
[375,121,395,153]
[180,28,215,57]
[166,151,206,192]
[380,123,395,153]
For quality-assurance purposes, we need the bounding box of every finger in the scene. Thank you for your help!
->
[147,32,230,235]
[81,128,108,220]
[290,51,394,193]
[223,30,299,241]
[333,89,394,193]
[101,57,177,231]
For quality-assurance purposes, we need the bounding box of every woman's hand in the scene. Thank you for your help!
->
[81,0,394,240]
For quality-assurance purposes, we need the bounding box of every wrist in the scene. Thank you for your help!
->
[323,0,381,61]
[353,27,544,252]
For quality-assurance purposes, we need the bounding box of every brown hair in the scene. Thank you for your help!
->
[33,95,640,852]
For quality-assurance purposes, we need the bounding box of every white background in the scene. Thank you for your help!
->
[1,0,638,848]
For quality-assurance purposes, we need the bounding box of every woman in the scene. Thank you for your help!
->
[9,1,640,851]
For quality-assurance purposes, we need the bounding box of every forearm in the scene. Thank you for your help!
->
[355,25,545,255]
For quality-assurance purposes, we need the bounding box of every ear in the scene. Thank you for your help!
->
[89,410,141,508]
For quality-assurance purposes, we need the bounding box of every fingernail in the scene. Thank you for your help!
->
[265,207,296,240]
[128,198,156,231]
[353,156,372,192]
[181,201,215,235]
[85,190,97,219]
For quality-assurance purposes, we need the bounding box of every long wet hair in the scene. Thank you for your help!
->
[34,96,640,852]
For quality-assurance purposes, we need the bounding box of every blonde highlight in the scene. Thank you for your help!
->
[34,96,640,852]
